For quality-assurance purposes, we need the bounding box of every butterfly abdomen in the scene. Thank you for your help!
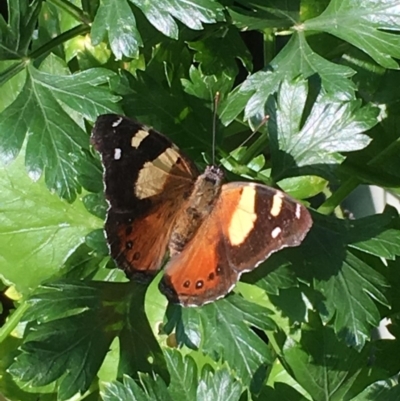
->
[169,166,224,255]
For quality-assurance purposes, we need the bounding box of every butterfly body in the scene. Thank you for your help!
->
[92,114,312,307]
[170,165,223,256]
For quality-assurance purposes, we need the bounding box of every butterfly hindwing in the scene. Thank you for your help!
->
[92,114,199,277]
[160,182,312,306]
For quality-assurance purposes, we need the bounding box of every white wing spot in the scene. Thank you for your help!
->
[112,117,123,127]
[270,192,283,217]
[295,203,302,219]
[114,148,122,160]
[271,227,282,238]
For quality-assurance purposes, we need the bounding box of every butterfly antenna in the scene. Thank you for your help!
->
[237,115,269,150]
[212,91,220,166]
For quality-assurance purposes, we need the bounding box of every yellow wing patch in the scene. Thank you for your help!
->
[135,148,180,199]
[228,185,257,246]
[131,129,149,148]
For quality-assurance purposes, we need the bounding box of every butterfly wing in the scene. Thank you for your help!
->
[92,114,199,279]
[160,182,312,306]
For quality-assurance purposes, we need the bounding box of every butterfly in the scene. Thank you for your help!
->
[91,114,312,307]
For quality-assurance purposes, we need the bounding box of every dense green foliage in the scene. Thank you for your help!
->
[1,0,400,400]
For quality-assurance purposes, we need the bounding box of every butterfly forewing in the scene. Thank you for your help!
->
[92,114,199,278]
[219,182,312,273]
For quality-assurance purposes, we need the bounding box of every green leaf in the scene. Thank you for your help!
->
[255,382,309,401]
[271,32,357,101]
[197,364,242,401]
[269,79,378,180]
[91,0,143,60]
[303,215,389,349]
[0,153,101,294]
[11,311,114,400]
[83,192,108,220]
[188,26,252,77]
[0,60,26,111]
[0,65,121,200]
[85,229,109,255]
[59,243,105,280]
[117,286,169,384]
[131,0,225,39]
[102,374,172,401]
[341,111,400,189]
[304,0,400,69]
[0,0,41,59]
[0,335,47,401]
[102,356,242,401]
[282,316,367,401]
[220,31,357,124]
[121,70,214,156]
[33,1,63,58]
[248,254,298,295]
[294,214,389,350]
[164,349,197,400]
[352,378,400,401]
[227,0,300,30]
[167,296,275,391]
[91,0,224,59]
[329,251,391,317]
[347,207,400,260]
[10,280,167,400]
[181,65,234,101]
[278,175,327,199]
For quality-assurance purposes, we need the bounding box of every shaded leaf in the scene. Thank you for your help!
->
[181,65,234,101]
[352,378,400,401]
[282,316,367,401]
[347,207,400,260]
[0,0,41,59]
[166,295,275,390]
[188,26,252,77]
[301,213,389,349]
[255,382,309,401]
[121,70,214,155]
[220,31,357,124]
[228,0,300,30]
[10,280,167,400]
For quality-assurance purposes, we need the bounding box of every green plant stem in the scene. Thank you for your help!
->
[238,133,268,166]
[0,301,30,343]
[0,24,91,85]
[318,136,400,215]
[48,0,92,25]
[28,23,90,59]
[318,177,358,215]
[0,61,27,87]
[369,135,400,164]
[263,29,275,66]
